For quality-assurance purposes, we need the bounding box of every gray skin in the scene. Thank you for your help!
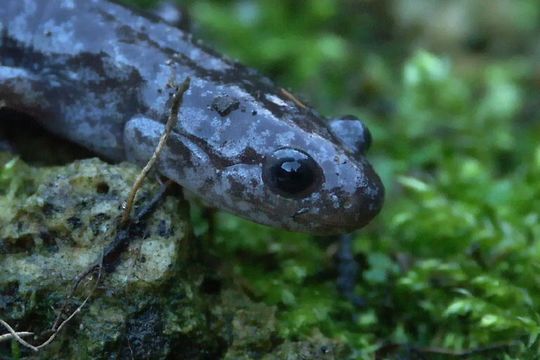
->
[0,0,384,234]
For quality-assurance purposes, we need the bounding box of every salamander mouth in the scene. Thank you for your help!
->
[291,211,374,234]
[290,184,385,234]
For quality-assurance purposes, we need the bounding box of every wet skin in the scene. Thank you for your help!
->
[0,0,384,234]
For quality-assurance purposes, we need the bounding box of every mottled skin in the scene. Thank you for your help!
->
[0,0,384,234]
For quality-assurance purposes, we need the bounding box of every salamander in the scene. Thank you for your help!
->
[0,0,384,234]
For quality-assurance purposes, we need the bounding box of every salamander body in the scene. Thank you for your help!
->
[0,0,384,234]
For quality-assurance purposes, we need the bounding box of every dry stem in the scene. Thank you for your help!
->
[121,77,191,224]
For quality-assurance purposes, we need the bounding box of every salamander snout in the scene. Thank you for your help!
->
[255,114,384,234]
[291,114,383,234]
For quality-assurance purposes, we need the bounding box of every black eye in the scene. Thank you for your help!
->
[263,148,323,198]
[329,115,372,155]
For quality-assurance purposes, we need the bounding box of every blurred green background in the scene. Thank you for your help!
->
[127,0,540,358]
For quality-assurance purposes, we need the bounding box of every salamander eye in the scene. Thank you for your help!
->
[329,115,372,155]
[263,148,323,198]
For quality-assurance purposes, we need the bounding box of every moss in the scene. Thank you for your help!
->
[174,0,540,358]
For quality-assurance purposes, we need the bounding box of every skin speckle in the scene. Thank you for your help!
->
[211,95,240,116]
[265,94,288,107]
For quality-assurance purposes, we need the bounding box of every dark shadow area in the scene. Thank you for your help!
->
[0,108,96,165]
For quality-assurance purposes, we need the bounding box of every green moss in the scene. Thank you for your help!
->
[175,0,540,358]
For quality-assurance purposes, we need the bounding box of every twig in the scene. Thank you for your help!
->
[34,263,103,351]
[121,77,191,224]
[280,87,307,109]
[52,77,185,326]
[0,331,33,343]
[0,252,103,352]
[51,251,104,331]
[127,338,135,360]
[0,320,38,351]
[0,77,190,352]
[62,180,171,286]
[101,179,173,273]
[58,76,188,303]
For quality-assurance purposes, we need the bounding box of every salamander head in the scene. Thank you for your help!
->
[125,88,384,235]
[269,114,383,233]
[256,139,384,234]
[197,82,385,234]
[226,112,385,235]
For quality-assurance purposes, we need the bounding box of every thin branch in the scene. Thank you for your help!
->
[0,322,37,351]
[121,77,191,224]
[280,87,307,109]
[0,78,190,353]
[0,331,33,343]
[33,264,103,351]
[0,254,103,352]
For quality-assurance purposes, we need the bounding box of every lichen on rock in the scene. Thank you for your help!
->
[0,155,189,358]
[0,157,185,291]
